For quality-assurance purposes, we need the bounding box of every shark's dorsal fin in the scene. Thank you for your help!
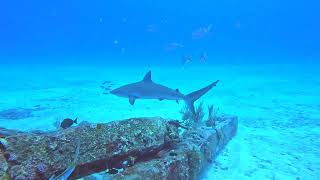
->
[176,89,180,93]
[142,70,152,83]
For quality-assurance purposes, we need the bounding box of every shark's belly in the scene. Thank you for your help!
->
[133,90,184,100]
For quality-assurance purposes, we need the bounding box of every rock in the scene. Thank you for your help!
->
[109,115,238,180]
[0,127,23,138]
[0,116,238,180]
[0,108,33,120]
[1,117,179,180]
[0,151,9,180]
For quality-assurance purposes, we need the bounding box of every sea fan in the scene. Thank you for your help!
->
[206,105,219,127]
[180,102,205,124]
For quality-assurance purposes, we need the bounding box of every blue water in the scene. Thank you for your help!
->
[1,0,320,179]
[1,0,319,65]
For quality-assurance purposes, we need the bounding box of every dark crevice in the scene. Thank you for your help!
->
[67,142,173,179]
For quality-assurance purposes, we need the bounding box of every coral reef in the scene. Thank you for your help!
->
[100,80,116,94]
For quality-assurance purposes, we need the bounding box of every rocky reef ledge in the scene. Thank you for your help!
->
[0,116,237,180]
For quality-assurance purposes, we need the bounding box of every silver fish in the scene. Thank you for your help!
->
[49,140,80,180]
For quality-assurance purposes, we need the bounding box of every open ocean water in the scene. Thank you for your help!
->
[0,0,319,179]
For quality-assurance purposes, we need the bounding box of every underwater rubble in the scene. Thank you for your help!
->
[0,108,34,120]
[0,105,47,120]
[0,127,23,138]
[0,116,237,180]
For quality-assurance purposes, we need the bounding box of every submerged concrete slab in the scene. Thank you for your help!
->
[0,116,237,180]
[0,151,9,179]
[0,117,179,180]
[108,115,238,180]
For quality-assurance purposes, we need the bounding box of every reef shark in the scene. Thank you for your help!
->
[110,71,219,114]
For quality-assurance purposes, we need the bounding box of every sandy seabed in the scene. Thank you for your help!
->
[0,63,319,179]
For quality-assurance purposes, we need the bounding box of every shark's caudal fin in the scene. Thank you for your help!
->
[184,80,219,114]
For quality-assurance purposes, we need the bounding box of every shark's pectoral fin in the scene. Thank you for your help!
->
[129,97,136,105]
[159,98,164,101]
[176,100,179,104]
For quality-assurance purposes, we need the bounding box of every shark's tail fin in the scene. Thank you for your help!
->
[184,80,219,114]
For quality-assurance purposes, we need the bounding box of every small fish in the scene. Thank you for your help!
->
[164,42,184,52]
[106,168,119,174]
[200,52,208,63]
[49,140,80,180]
[181,55,192,65]
[60,118,78,129]
[146,24,158,32]
[192,24,213,39]
[102,81,112,85]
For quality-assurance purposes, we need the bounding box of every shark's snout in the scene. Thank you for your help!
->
[109,89,118,95]
[109,87,126,97]
[109,89,115,94]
